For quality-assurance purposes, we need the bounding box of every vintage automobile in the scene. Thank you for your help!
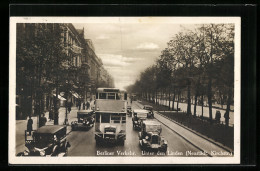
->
[143,105,154,118]
[17,125,70,157]
[71,110,95,130]
[127,105,132,116]
[132,109,150,130]
[138,120,167,153]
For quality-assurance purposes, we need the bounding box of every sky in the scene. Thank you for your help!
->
[73,18,184,90]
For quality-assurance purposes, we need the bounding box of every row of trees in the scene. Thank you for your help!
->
[16,24,87,125]
[127,24,234,126]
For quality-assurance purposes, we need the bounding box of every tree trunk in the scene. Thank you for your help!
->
[54,86,59,125]
[155,90,157,105]
[201,94,204,117]
[207,77,213,122]
[168,89,171,110]
[177,90,180,113]
[161,90,163,106]
[187,84,191,115]
[194,92,198,117]
[172,88,175,111]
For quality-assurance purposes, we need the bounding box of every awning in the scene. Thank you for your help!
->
[70,91,81,98]
[53,94,66,100]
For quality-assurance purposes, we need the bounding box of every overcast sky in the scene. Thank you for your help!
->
[73,18,185,90]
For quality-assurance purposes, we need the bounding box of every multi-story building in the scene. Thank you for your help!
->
[16,23,114,120]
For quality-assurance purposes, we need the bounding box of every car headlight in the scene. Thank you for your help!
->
[40,150,45,156]
[87,121,89,124]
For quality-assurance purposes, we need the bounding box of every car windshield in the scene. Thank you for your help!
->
[105,127,116,133]
[146,125,161,132]
[136,113,147,118]
[78,113,90,118]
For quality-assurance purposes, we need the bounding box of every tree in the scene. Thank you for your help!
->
[197,24,234,122]
[17,24,71,126]
[168,30,200,115]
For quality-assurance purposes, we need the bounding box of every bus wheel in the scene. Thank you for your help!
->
[118,140,125,146]
[96,140,101,146]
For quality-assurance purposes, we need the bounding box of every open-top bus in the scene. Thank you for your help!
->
[94,88,127,145]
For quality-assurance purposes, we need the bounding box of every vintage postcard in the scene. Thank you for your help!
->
[9,17,240,164]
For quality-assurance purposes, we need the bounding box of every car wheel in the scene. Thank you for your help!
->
[163,147,167,154]
[16,152,24,156]
[96,140,100,146]
[118,140,125,146]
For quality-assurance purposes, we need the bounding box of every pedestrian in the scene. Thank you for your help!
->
[83,102,86,110]
[40,114,47,127]
[224,112,230,126]
[215,111,221,124]
[49,107,54,121]
[86,101,90,110]
[27,116,33,136]
[78,101,81,110]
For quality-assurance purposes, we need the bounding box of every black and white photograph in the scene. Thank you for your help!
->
[9,17,240,164]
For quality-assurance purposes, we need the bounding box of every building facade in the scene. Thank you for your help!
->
[16,23,114,120]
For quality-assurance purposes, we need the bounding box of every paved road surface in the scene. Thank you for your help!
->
[66,101,203,157]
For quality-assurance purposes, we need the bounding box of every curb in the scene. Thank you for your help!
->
[156,112,233,153]
[155,116,212,157]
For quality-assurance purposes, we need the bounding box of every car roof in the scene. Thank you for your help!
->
[35,125,66,134]
[142,120,161,126]
[133,109,149,113]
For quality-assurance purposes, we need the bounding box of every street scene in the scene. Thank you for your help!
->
[12,18,237,161]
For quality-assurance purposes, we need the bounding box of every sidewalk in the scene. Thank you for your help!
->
[134,101,233,157]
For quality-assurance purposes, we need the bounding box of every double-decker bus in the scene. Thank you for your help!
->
[94,88,127,145]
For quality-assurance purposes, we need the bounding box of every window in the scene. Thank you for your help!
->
[111,113,120,123]
[108,93,115,99]
[101,114,110,123]
[99,93,106,99]
[111,116,120,121]
[96,113,100,122]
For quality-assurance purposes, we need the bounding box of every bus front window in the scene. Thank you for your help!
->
[108,93,115,99]
[101,114,110,123]
[99,93,106,99]
[96,113,100,122]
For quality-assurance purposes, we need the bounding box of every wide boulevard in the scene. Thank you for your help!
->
[66,101,204,157]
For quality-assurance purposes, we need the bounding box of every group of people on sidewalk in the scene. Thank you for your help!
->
[76,101,90,110]
[26,100,93,135]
